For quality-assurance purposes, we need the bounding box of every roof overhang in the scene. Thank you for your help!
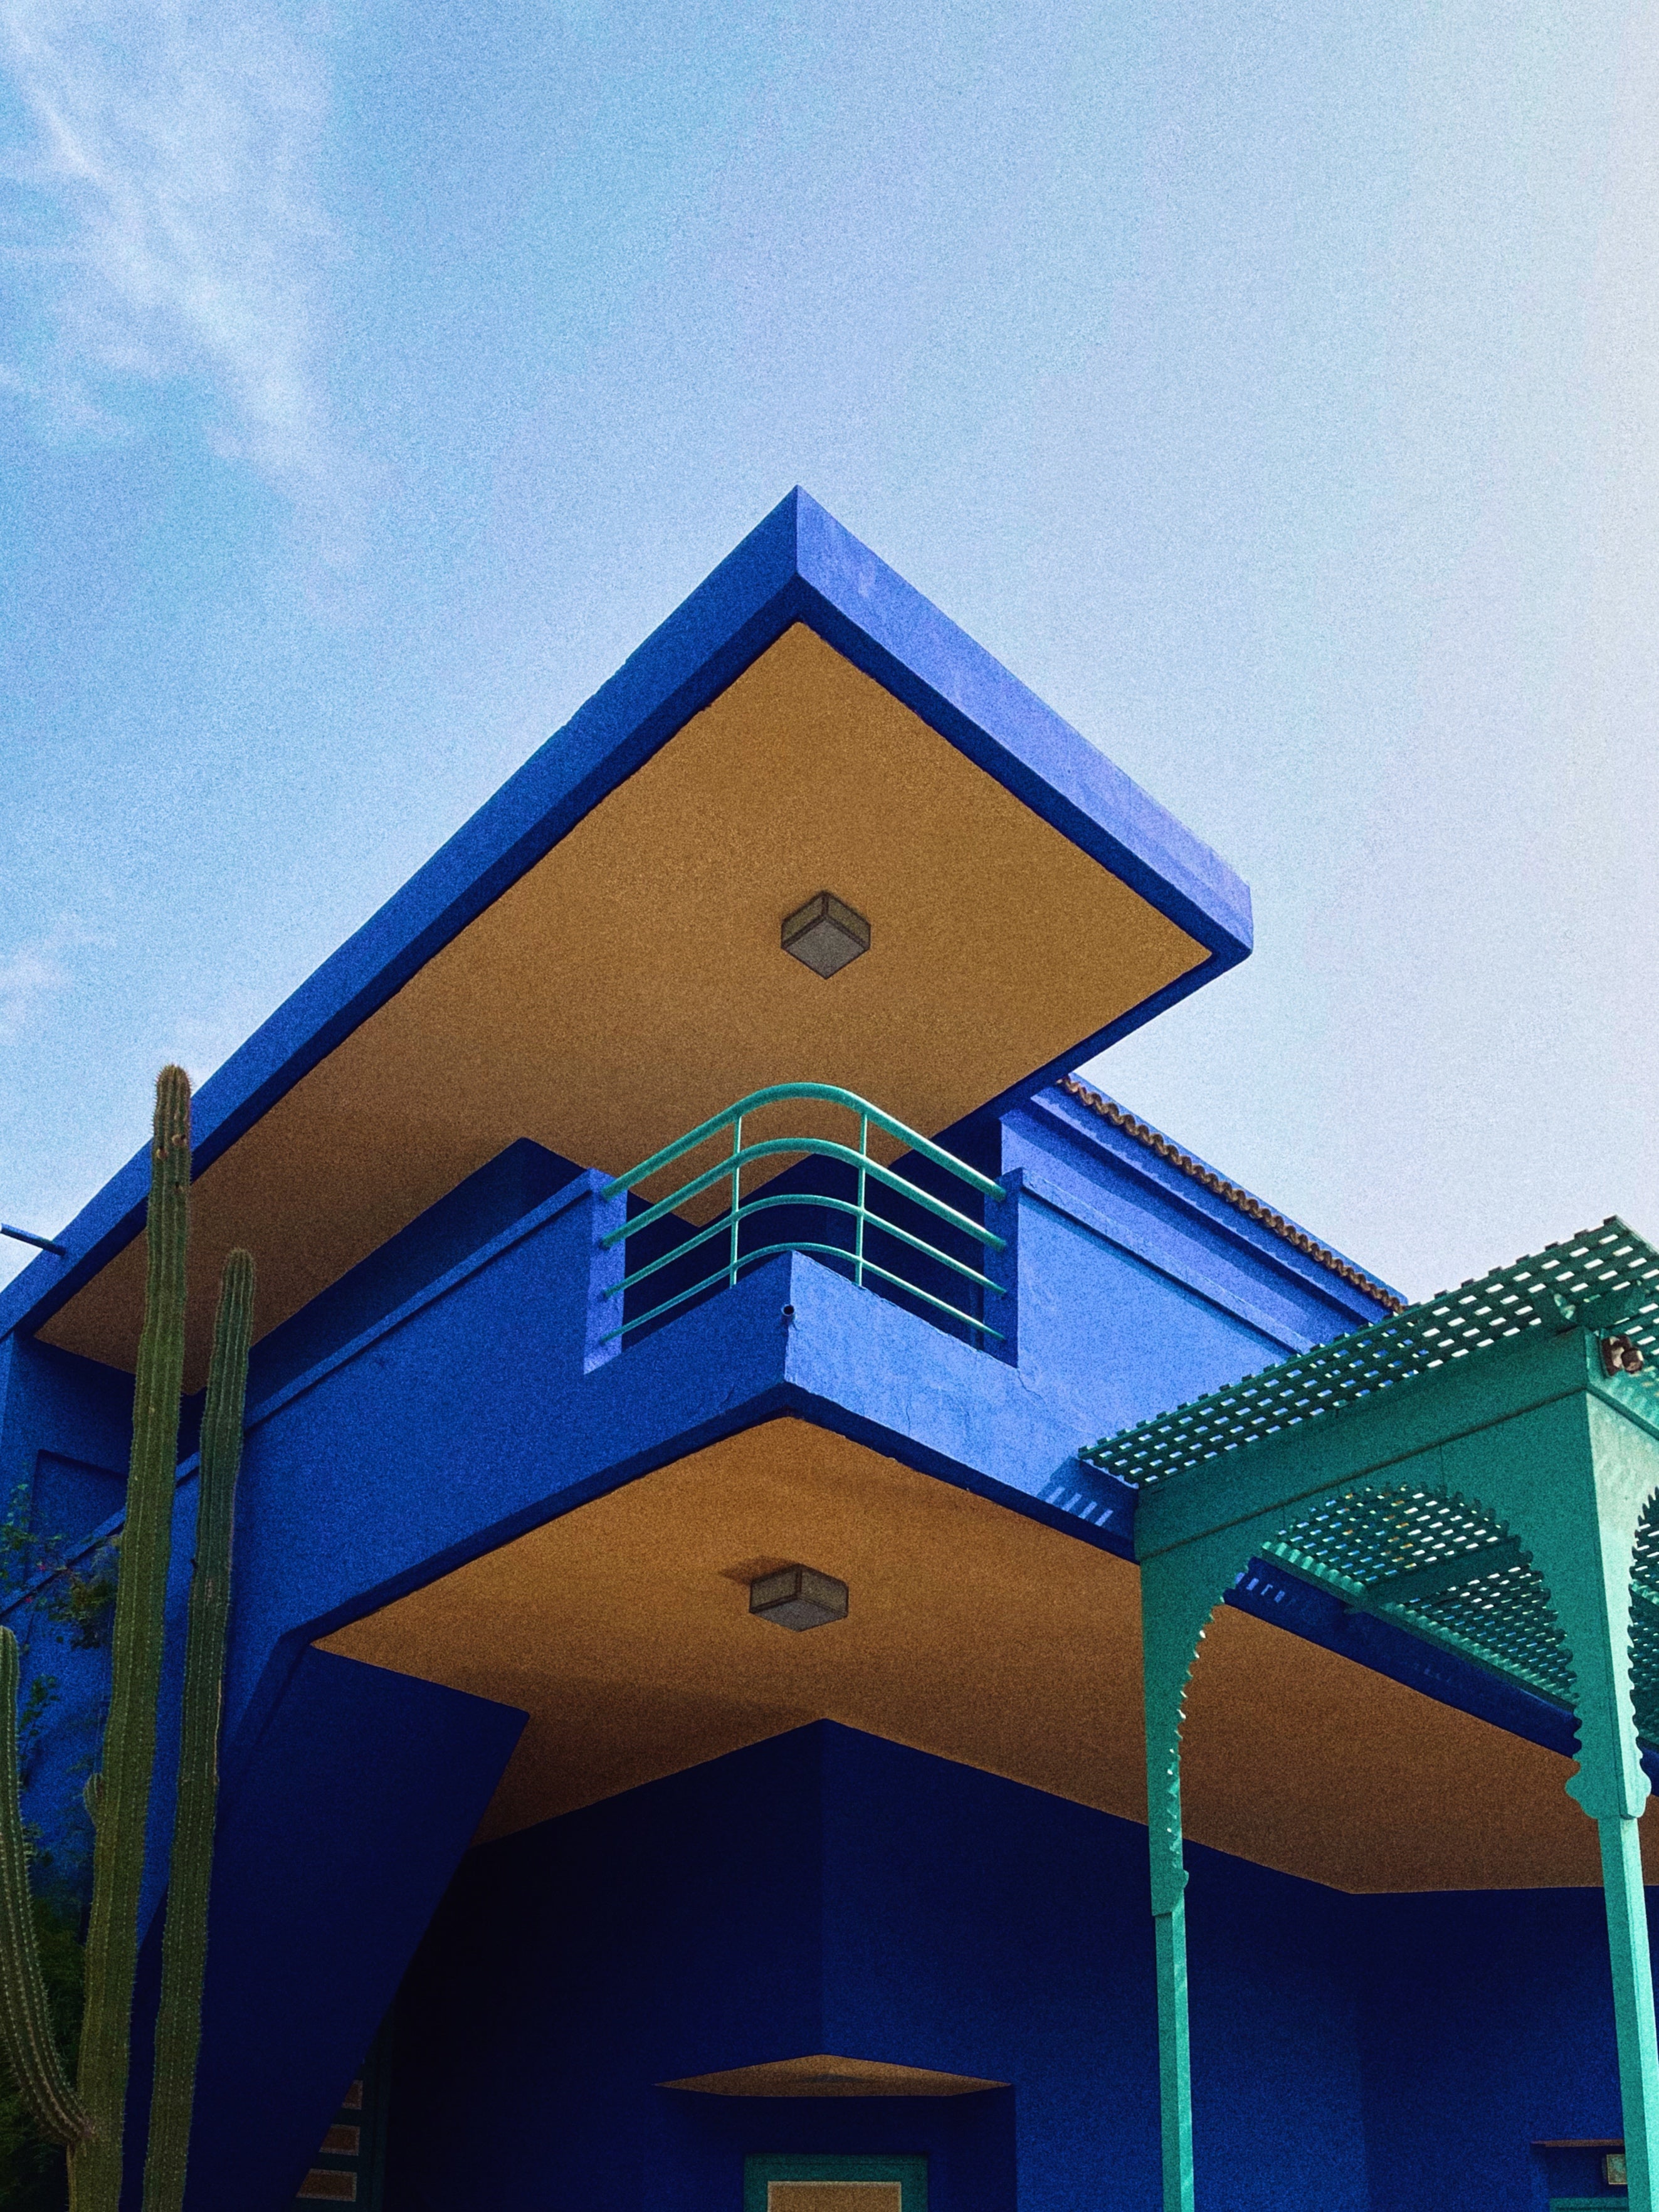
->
[10,490,1252,1379]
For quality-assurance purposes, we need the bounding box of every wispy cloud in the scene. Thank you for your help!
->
[1,0,364,562]
[0,940,70,1040]
[0,920,103,1040]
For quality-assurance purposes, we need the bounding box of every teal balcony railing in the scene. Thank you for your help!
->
[598,1082,1008,1347]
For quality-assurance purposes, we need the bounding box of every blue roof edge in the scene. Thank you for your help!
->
[1027,1081,1404,1319]
[1,488,1251,1344]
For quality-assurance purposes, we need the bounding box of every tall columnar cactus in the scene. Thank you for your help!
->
[0,1624,90,2146]
[73,1063,194,2212]
[0,1066,258,2211]
[142,1246,255,2212]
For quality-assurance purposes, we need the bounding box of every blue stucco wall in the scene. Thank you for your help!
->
[386,1724,1379,2212]
[166,1649,525,2212]
[246,1136,581,1406]
[1357,1886,1643,2212]
[4,1087,1540,2212]
[385,1720,1653,2212]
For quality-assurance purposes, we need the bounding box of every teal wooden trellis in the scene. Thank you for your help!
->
[1081,1219,1659,2212]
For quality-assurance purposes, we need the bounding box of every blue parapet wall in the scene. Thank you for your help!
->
[209,1100,1367,1786]
[0,1331,137,1535]
[245,1136,581,1407]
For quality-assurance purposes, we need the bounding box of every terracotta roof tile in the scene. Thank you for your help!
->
[1056,1077,1404,1314]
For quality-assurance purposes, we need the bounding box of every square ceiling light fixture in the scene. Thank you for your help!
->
[781,892,870,979]
[749,1563,850,1631]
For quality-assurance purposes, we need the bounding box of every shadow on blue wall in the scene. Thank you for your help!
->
[1360,1887,1631,2212]
[386,1724,1386,2212]
[113,1649,527,2212]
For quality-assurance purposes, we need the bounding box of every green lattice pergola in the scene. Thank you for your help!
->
[1082,1218,1659,2212]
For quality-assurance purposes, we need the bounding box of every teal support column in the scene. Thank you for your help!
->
[1154,1897,1194,2212]
[1600,1814,1659,2212]
[1140,1569,1219,2212]
[1100,1245,1659,2212]
[1450,1393,1659,2212]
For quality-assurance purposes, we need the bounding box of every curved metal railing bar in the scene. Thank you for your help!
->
[607,1135,998,1254]
[601,1082,1006,1208]
[599,1082,1006,1347]
[610,1187,999,1300]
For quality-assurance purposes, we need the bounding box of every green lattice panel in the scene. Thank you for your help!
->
[1085,1218,1659,1492]
[1407,1557,1576,1700]
[1089,1220,1659,1737]
[1270,1486,1503,1586]
[1263,1485,1577,1707]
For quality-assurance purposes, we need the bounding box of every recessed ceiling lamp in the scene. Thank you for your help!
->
[749,1563,850,1631]
[781,892,870,979]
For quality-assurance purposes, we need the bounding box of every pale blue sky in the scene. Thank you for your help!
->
[3,0,1655,1305]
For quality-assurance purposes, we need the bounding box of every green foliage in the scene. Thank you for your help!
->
[0,1497,36,1601]
[15,1678,59,1790]
[0,1067,255,2212]
[0,1888,83,2212]
[0,1488,119,1655]
[40,1559,118,1655]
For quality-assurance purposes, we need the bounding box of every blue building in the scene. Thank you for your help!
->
[0,492,1645,2212]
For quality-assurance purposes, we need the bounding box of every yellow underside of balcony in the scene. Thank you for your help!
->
[318,1417,1640,1895]
[41,624,1203,1384]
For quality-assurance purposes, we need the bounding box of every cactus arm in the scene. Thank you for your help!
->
[0,1626,89,2144]
[142,1249,255,2212]
[73,1065,192,2212]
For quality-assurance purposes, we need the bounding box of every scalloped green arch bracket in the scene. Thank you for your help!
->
[1085,1223,1659,2212]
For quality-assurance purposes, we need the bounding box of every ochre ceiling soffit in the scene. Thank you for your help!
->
[318,1418,1627,1893]
[40,626,1205,1381]
[18,493,1249,1379]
